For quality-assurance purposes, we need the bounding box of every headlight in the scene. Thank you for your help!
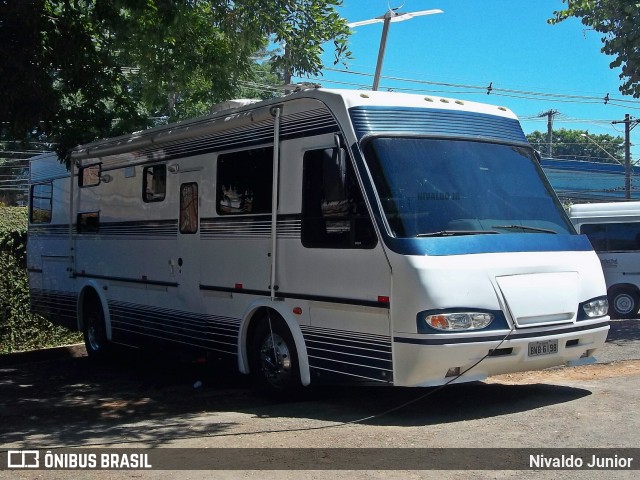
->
[582,298,608,318]
[424,312,494,331]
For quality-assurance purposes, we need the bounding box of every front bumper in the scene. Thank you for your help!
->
[392,320,610,387]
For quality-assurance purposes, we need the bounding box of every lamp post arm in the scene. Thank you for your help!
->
[372,14,392,91]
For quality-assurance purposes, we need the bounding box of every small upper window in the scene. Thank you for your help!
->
[143,165,166,202]
[79,164,101,187]
[30,182,53,224]
[77,212,100,233]
[216,147,273,215]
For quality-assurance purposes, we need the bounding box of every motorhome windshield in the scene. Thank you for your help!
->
[363,137,573,238]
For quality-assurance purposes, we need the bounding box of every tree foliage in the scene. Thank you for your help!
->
[0,0,351,161]
[550,1,640,98]
[0,207,81,353]
[527,128,624,163]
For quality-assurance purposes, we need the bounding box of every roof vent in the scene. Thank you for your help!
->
[210,99,261,114]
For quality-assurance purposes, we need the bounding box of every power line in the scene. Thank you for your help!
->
[300,67,640,108]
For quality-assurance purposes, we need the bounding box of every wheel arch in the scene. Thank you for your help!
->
[238,300,311,386]
[77,281,112,340]
[607,282,640,296]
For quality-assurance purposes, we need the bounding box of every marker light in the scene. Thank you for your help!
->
[425,312,494,331]
[582,298,608,318]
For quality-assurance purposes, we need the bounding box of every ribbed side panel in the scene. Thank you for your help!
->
[350,107,527,144]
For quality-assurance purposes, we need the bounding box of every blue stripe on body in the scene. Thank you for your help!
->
[385,233,593,256]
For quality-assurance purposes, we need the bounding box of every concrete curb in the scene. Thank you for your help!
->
[0,344,86,367]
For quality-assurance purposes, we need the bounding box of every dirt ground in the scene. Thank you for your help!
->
[1,320,639,479]
[488,359,640,384]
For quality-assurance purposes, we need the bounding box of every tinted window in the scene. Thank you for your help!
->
[79,164,101,187]
[77,212,99,233]
[363,138,573,238]
[143,165,166,202]
[302,147,376,249]
[581,222,640,252]
[30,183,52,224]
[217,147,273,215]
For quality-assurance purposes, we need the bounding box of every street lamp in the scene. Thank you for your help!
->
[348,7,443,91]
[581,133,631,199]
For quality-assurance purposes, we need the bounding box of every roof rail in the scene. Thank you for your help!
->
[209,98,261,114]
[279,82,322,94]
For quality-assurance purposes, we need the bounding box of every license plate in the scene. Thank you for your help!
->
[528,340,558,357]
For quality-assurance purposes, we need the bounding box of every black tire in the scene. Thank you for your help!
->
[609,289,640,319]
[250,313,302,397]
[82,295,113,360]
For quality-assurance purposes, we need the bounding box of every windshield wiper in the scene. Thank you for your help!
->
[491,224,557,234]
[416,230,498,237]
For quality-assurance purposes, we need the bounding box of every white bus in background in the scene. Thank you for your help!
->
[27,87,610,396]
[570,201,640,319]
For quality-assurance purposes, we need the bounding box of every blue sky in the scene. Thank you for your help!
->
[293,0,640,160]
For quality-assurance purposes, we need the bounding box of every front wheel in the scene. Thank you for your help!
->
[609,289,640,319]
[250,314,302,397]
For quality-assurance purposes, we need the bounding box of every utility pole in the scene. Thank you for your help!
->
[538,110,559,157]
[612,114,640,200]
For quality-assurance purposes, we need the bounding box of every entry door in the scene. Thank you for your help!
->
[276,139,393,383]
[175,175,202,311]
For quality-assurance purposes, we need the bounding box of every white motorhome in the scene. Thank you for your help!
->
[28,88,609,394]
[570,201,640,319]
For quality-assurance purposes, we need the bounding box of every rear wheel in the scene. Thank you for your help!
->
[250,313,302,397]
[609,289,640,319]
[82,296,112,360]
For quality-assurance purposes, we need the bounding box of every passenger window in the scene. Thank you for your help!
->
[143,165,166,202]
[79,164,101,187]
[77,212,100,233]
[302,148,376,249]
[180,183,198,234]
[30,182,53,224]
[582,222,640,252]
[216,147,273,215]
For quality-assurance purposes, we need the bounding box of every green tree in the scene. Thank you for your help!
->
[527,128,625,163]
[0,1,351,162]
[0,207,81,352]
[550,1,640,97]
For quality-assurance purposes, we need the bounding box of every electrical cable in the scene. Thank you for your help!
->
[22,322,520,450]
[297,67,640,110]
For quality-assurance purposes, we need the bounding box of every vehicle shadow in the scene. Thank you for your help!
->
[0,348,591,448]
[607,319,640,342]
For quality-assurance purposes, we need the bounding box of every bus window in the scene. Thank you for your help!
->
[302,147,376,249]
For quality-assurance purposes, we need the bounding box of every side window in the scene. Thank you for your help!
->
[77,212,100,233]
[582,222,640,252]
[30,182,53,224]
[216,147,273,215]
[143,165,166,202]
[302,148,376,249]
[581,224,608,251]
[79,164,101,187]
[180,182,198,234]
